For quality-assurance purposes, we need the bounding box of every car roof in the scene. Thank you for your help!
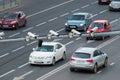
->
[75,47,97,54]
[42,42,61,46]
[72,12,89,15]
[93,20,108,23]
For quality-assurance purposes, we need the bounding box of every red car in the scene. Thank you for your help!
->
[0,11,26,29]
[86,20,111,40]
[98,0,111,4]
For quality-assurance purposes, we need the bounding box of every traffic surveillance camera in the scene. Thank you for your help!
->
[91,27,98,32]
[71,29,81,35]
[27,32,38,39]
[49,30,59,36]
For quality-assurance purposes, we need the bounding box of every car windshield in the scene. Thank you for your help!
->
[36,45,54,52]
[4,13,17,19]
[73,52,90,58]
[69,15,85,20]
[90,22,103,28]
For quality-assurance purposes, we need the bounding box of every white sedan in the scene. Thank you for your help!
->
[29,42,66,65]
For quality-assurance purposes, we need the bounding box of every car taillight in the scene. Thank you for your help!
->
[86,59,93,63]
[70,57,75,61]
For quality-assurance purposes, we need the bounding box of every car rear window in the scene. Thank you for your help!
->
[73,52,91,58]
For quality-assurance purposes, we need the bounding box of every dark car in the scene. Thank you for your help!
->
[65,12,93,31]
[98,0,111,4]
[0,11,26,29]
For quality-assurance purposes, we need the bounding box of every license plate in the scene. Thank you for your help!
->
[70,26,76,28]
[3,25,9,27]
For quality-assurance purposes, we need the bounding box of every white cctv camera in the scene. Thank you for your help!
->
[27,32,38,38]
[49,30,59,36]
[0,32,5,36]
[91,27,98,32]
[71,29,81,35]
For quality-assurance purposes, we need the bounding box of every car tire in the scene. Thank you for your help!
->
[62,52,66,60]
[93,64,98,73]
[70,68,75,72]
[51,58,55,66]
[103,58,108,68]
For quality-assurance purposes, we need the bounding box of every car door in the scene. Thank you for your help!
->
[93,50,102,67]
[55,44,63,61]
[17,13,23,26]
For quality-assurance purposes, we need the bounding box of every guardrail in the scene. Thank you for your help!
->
[0,0,23,12]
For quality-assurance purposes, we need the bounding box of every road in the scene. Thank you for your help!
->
[0,0,120,80]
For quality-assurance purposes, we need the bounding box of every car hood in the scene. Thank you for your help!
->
[67,20,85,25]
[30,51,54,57]
[1,19,16,24]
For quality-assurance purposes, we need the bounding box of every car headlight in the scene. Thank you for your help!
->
[80,24,84,26]
[65,23,68,26]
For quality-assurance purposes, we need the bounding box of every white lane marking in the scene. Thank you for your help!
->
[99,10,107,14]
[53,39,62,42]
[87,40,95,44]
[0,69,15,78]
[65,41,73,46]
[12,46,25,53]
[59,12,69,17]
[110,19,119,24]
[48,17,58,22]
[97,35,120,49]
[27,41,37,46]
[75,37,81,40]
[13,70,33,80]
[18,62,29,69]
[23,27,34,32]
[36,62,69,80]
[36,22,47,27]
[110,62,115,66]
[92,14,98,17]
[91,1,98,5]
[56,28,64,32]
[71,8,80,13]
[27,0,74,18]
[9,33,20,38]
[97,70,102,74]
[81,4,90,8]
[0,53,10,58]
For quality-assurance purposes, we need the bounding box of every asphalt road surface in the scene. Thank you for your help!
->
[0,0,120,80]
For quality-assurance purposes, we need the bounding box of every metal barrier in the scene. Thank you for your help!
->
[0,0,22,12]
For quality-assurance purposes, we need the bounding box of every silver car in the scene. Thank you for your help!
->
[109,0,120,11]
[69,47,108,73]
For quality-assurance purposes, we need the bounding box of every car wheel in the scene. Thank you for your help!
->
[70,68,75,72]
[93,64,98,73]
[62,52,66,60]
[103,58,108,68]
[51,58,55,66]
